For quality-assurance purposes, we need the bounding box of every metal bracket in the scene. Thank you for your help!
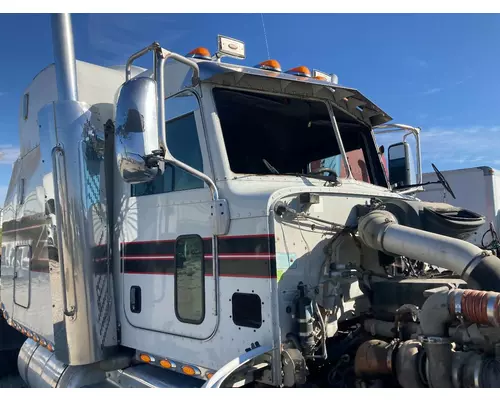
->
[211,199,230,236]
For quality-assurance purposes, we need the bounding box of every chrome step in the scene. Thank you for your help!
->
[101,364,204,388]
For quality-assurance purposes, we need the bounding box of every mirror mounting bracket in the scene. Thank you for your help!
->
[120,44,229,236]
[144,149,164,169]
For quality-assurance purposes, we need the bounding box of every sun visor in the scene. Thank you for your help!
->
[196,61,392,127]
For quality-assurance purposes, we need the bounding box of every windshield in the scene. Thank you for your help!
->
[213,88,388,187]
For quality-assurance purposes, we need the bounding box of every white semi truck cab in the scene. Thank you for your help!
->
[2,14,500,388]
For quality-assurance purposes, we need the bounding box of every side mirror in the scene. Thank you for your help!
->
[114,77,160,184]
[388,141,414,187]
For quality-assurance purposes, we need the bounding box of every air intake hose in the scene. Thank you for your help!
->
[358,209,500,291]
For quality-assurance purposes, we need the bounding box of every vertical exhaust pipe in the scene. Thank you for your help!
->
[37,12,118,366]
[51,13,78,102]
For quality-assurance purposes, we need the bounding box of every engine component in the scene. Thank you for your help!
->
[376,198,485,241]
[414,287,500,388]
[477,357,500,388]
[451,350,500,388]
[354,339,392,378]
[365,317,500,352]
[281,348,308,387]
[448,289,500,327]
[363,319,419,340]
[358,209,500,291]
[357,283,500,390]
[354,338,427,387]
[356,336,500,388]
[363,319,397,338]
[295,283,316,356]
[450,324,500,352]
[327,354,354,388]
[394,340,425,388]
[419,287,500,337]
[369,278,467,318]
[421,336,453,388]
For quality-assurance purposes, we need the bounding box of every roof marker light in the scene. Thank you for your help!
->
[47,343,54,352]
[256,59,282,72]
[286,66,311,78]
[160,359,175,369]
[182,365,200,376]
[139,354,152,363]
[186,47,211,60]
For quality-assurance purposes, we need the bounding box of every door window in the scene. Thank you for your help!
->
[131,91,204,196]
[174,235,205,324]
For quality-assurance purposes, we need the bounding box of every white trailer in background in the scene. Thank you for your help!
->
[417,166,500,249]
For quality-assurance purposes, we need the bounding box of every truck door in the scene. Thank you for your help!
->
[120,89,218,340]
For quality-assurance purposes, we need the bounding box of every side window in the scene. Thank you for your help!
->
[131,90,204,197]
[174,235,204,324]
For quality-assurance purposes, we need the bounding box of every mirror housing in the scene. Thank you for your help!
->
[388,141,413,187]
[114,77,160,184]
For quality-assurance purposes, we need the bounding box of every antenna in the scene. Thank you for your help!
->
[260,14,270,60]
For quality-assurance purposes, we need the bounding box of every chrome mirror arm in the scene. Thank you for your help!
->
[374,123,423,194]
[125,42,160,82]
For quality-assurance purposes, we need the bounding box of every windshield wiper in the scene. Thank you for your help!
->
[262,159,339,185]
[284,172,339,184]
[263,159,280,174]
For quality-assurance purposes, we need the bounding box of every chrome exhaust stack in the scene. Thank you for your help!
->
[32,13,119,366]
[51,13,78,102]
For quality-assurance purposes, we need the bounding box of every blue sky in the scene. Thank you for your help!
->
[1,13,500,204]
